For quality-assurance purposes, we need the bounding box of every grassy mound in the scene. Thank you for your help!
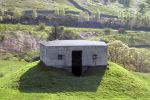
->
[0,61,150,100]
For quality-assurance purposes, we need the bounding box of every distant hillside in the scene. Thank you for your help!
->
[0,0,150,31]
[0,61,150,99]
[1,0,150,16]
[1,0,81,12]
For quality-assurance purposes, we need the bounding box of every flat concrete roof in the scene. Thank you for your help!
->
[41,40,107,47]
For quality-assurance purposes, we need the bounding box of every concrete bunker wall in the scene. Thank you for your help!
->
[40,45,107,69]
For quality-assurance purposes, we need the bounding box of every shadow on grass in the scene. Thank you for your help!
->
[19,62,107,93]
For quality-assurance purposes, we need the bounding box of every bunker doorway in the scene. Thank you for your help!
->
[72,51,82,76]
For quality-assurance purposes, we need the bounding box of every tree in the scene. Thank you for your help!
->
[128,36,134,47]
[118,28,127,34]
[0,9,4,16]
[0,16,3,22]
[124,0,131,7]
[79,12,89,22]
[108,40,150,72]
[84,12,90,21]
[142,14,150,26]
[139,3,146,14]
[108,41,131,68]
[129,49,149,72]
[13,9,23,21]
[146,0,150,4]
[32,9,38,20]
[134,12,142,26]
[0,34,6,42]
[60,29,80,40]
[95,10,100,21]
[103,28,111,35]
[59,8,65,17]
[118,0,131,7]
[103,0,109,5]
[48,25,64,40]
[109,0,117,3]
[48,26,80,40]
[38,23,45,30]
[54,8,59,16]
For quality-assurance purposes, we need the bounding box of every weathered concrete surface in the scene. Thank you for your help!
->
[40,40,107,70]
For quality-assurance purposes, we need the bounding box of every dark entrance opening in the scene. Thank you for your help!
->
[72,51,82,76]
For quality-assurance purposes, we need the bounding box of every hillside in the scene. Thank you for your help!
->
[1,0,149,14]
[1,0,81,12]
[0,61,150,100]
[0,0,150,31]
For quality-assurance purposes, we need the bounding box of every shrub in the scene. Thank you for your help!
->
[9,31,19,39]
[0,72,4,78]
[13,9,22,21]
[32,9,38,20]
[108,40,150,72]
[109,0,117,3]
[0,9,4,16]
[146,0,150,4]
[118,28,127,34]
[5,15,12,20]
[0,34,6,42]
[0,16,3,22]
[48,26,80,40]
[60,29,80,40]
[103,28,111,35]
[48,26,65,40]
[38,23,46,30]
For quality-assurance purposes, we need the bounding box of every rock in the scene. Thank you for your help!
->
[0,31,42,52]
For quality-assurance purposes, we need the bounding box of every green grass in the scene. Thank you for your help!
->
[0,53,27,78]
[0,24,50,39]
[134,72,150,86]
[91,32,150,45]
[1,0,81,12]
[0,61,150,100]
[1,0,150,18]
[1,23,150,45]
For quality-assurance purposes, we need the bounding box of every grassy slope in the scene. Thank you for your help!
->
[0,60,27,78]
[1,24,150,45]
[1,0,150,16]
[0,53,27,78]
[1,0,81,12]
[0,61,150,100]
[91,31,150,45]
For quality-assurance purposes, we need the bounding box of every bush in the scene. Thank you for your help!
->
[0,9,4,16]
[9,31,19,39]
[32,9,38,20]
[0,34,6,42]
[103,28,111,35]
[60,29,80,40]
[0,16,3,22]
[38,23,46,30]
[48,26,80,40]
[48,26,65,40]
[15,51,40,62]
[13,9,22,21]
[108,40,150,72]
[118,28,127,34]
[146,0,150,4]
[0,72,4,78]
